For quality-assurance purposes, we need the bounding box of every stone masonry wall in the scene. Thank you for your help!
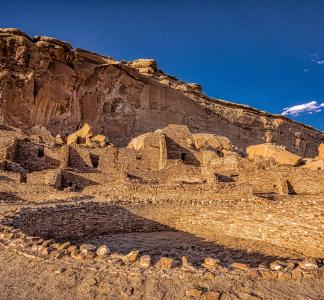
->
[11,204,173,241]
[9,200,324,258]
[129,202,324,258]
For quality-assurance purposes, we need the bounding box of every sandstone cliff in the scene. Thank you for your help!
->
[0,28,323,157]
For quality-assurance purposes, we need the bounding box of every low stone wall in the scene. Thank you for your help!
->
[0,201,323,282]
[239,168,324,195]
[8,203,173,241]
[27,169,62,188]
[0,136,17,161]
[128,202,324,258]
[15,139,60,171]
[5,200,324,258]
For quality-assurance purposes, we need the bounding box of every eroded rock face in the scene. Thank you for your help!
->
[247,143,302,166]
[0,28,323,156]
[191,133,233,151]
[318,143,324,159]
[303,159,324,171]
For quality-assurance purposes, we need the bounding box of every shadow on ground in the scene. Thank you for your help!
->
[0,192,24,203]
[5,202,293,267]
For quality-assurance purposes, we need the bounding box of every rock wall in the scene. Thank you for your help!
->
[1,28,323,156]
[8,200,324,257]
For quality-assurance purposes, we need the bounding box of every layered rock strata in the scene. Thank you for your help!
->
[0,28,323,156]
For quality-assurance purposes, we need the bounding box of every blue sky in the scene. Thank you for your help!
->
[1,0,324,131]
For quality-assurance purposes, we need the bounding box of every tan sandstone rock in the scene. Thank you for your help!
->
[122,250,139,263]
[55,134,64,146]
[192,133,232,151]
[128,59,157,74]
[128,132,167,170]
[96,245,110,257]
[156,257,175,269]
[185,289,202,298]
[303,159,324,171]
[318,143,324,159]
[201,291,220,300]
[202,257,221,269]
[277,177,290,195]
[298,259,318,270]
[33,35,72,50]
[247,143,302,166]
[0,28,32,40]
[139,255,152,268]
[0,28,323,156]
[67,123,92,145]
[80,243,96,254]
[231,262,250,270]
[91,134,108,147]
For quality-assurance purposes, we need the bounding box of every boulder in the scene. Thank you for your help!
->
[139,255,152,268]
[67,123,92,145]
[202,257,221,269]
[298,259,318,270]
[85,134,94,147]
[92,134,109,147]
[231,262,249,270]
[122,250,139,263]
[303,159,324,171]
[156,257,175,269]
[181,256,190,268]
[247,143,302,166]
[269,261,286,271]
[55,134,64,146]
[67,245,78,253]
[128,132,155,151]
[57,242,71,250]
[96,245,110,257]
[80,243,96,254]
[192,133,232,151]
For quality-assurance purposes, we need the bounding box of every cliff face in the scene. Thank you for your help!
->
[0,28,323,157]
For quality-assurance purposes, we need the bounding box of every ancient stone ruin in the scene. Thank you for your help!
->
[0,28,323,299]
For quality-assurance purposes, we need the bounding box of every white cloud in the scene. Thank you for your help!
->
[281,101,324,117]
[308,54,324,65]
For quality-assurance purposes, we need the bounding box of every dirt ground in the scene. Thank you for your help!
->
[0,172,323,299]
[0,244,323,300]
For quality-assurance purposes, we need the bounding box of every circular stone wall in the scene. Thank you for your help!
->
[3,199,322,265]
[6,203,174,241]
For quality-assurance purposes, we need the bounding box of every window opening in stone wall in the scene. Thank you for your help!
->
[181,152,187,161]
[20,172,27,183]
[90,153,99,168]
[37,147,45,158]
